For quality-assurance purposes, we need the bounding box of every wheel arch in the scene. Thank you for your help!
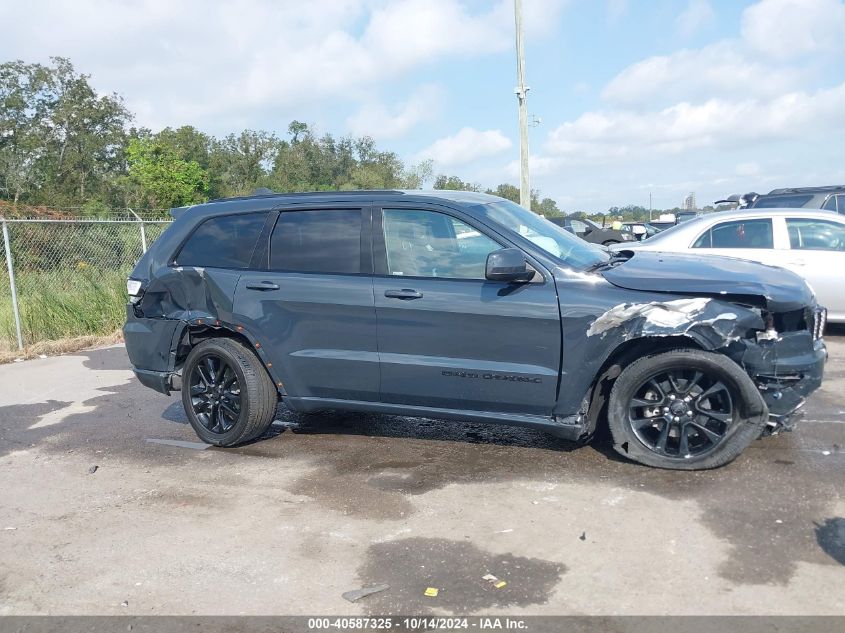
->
[175,322,287,395]
[583,334,705,439]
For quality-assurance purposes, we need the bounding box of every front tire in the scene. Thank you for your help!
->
[181,338,278,446]
[606,349,767,470]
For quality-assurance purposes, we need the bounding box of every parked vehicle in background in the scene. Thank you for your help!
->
[124,190,825,470]
[720,186,845,212]
[622,222,652,241]
[609,208,845,322]
[547,216,634,245]
[647,220,676,233]
[676,211,699,223]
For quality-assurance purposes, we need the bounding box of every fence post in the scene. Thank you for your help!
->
[1,219,24,351]
[129,208,147,253]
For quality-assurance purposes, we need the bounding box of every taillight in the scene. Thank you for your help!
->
[127,278,145,304]
[813,307,827,340]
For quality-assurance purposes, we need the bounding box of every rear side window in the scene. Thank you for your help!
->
[176,212,268,268]
[786,218,845,251]
[693,219,773,249]
[270,209,362,274]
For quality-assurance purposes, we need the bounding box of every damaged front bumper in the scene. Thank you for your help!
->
[731,330,827,429]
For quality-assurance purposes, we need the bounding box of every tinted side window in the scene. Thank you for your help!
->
[270,209,362,274]
[382,209,502,279]
[751,194,813,208]
[177,212,268,268]
[694,219,773,249]
[786,218,845,251]
[569,220,588,234]
[823,196,838,212]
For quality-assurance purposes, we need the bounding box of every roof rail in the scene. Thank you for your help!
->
[767,185,845,195]
[207,189,406,204]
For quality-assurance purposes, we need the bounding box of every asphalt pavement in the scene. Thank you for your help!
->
[0,329,843,615]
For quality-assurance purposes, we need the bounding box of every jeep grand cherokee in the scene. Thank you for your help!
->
[124,190,826,469]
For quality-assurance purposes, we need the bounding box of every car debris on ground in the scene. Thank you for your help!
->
[482,574,507,589]
[341,584,390,603]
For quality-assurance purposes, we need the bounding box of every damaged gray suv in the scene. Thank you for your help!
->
[124,190,827,469]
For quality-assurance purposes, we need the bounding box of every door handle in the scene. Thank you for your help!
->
[245,280,280,291]
[384,288,423,300]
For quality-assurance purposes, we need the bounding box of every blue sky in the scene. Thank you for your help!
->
[2,0,844,211]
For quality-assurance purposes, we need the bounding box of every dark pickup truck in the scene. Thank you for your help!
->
[124,190,826,470]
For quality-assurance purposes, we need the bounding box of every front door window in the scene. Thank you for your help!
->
[382,209,501,279]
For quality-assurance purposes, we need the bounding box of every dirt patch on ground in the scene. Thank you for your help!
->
[0,331,123,364]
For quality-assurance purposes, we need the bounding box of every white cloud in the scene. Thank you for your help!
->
[676,0,715,38]
[547,81,845,161]
[0,0,567,133]
[503,154,558,179]
[742,0,845,60]
[601,42,802,106]
[735,162,762,177]
[531,0,845,211]
[346,85,444,140]
[416,128,513,167]
[602,0,845,106]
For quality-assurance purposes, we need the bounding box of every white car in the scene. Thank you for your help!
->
[609,208,845,322]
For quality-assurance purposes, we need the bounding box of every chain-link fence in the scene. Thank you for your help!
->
[0,216,172,351]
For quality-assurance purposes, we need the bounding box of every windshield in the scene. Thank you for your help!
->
[473,200,608,270]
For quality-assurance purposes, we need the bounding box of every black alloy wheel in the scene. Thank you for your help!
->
[181,338,278,447]
[606,349,768,470]
[189,352,243,434]
[627,368,732,459]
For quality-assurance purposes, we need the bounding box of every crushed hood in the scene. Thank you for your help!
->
[600,250,814,312]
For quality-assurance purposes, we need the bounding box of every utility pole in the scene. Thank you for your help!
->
[514,0,531,210]
[649,192,652,221]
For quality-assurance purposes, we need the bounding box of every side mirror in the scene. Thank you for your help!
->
[486,248,533,283]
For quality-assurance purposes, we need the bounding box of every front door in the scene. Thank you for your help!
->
[233,206,379,402]
[372,205,561,416]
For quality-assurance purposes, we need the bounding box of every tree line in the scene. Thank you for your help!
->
[1,57,564,217]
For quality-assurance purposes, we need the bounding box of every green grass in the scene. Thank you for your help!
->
[0,268,129,350]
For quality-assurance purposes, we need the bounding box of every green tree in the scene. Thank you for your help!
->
[212,130,278,196]
[0,60,53,203]
[401,159,434,189]
[485,183,561,215]
[43,57,131,204]
[434,174,480,191]
[125,137,208,208]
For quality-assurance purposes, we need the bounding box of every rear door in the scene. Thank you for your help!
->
[233,205,379,402]
[783,217,845,318]
[372,204,561,416]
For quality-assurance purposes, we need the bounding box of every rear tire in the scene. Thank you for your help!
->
[181,338,278,446]
[606,349,767,470]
